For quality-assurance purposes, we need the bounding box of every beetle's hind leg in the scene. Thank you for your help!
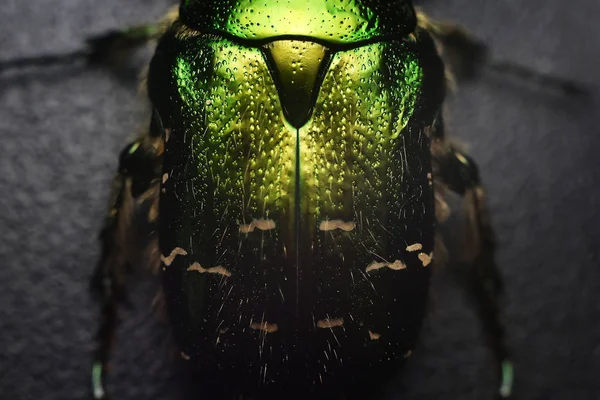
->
[431,125,513,399]
[89,114,164,399]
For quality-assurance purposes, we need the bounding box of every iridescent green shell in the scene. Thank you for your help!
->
[150,0,445,396]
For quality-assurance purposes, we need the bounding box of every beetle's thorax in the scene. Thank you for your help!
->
[180,0,416,43]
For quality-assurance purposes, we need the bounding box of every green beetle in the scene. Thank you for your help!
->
[82,1,516,399]
[1,1,588,398]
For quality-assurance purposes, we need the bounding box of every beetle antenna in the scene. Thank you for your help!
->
[0,50,89,71]
[417,10,590,98]
[0,24,161,73]
[484,59,589,97]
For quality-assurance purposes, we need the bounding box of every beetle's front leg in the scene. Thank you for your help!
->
[89,116,164,399]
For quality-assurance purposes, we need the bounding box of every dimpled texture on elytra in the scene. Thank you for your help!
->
[158,8,433,388]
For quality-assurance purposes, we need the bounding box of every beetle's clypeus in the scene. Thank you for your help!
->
[90,1,513,399]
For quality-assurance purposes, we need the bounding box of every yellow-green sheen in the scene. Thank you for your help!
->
[158,3,440,387]
[224,0,378,41]
[172,38,423,233]
[181,0,415,43]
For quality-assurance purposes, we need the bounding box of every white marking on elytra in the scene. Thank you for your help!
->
[319,220,356,232]
[162,173,169,184]
[164,128,171,143]
[239,219,276,233]
[180,352,190,360]
[318,317,343,347]
[250,321,279,333]
[365,259,407,273]
[161,247,187,266]
[187,262,232,277]
[250,314,267,356]
[406,243,423,252]
[316,318,344,329]
[368,330,381,340]
[418,252,433,267]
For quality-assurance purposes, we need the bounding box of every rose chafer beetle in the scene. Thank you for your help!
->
[84,1,517,399]
[0,1,587,398]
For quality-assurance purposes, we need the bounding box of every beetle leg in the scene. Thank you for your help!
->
[90,120,164,399]
[461,181,513,399]
[89,171,130,400]
[431,130,513,399]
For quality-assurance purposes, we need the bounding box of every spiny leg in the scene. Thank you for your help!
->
[431,119,513,399]
[89,169,131,400]
[461,167,512,399]
[466,173,513,399]
[90,111,165,399]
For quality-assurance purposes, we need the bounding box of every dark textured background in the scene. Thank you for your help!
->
[1,1,599,399]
